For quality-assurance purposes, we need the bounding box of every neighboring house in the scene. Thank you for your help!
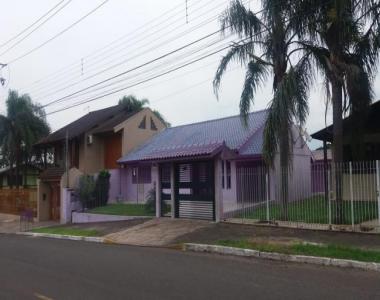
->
[0,164,41,188]
[311,100,380,161]
[118,110,312,221]
[34,105,166,221]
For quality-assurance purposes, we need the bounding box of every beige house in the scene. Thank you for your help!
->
[35,105,166,221]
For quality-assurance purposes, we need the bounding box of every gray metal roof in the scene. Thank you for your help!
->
[118,109,268,163]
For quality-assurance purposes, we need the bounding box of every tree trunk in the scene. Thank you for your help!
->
[279,135,289,221]
[331,80,344,224]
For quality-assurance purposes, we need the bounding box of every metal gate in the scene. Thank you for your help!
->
[175,161,215,220]
[160,164,172,217]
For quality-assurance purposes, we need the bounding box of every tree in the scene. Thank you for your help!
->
[292,0,380,223]
[0,90,50,187]
[213,0,311,220]
[118,94,171,127]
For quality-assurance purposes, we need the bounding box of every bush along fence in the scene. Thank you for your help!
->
[221,161,380,233]
[76,170,111,210]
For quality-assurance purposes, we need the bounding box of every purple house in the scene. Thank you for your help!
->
[118,109,312,221]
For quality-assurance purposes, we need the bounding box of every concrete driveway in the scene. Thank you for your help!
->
[105,218,212,246]
[0,213,21,233]
[0,212,57,233]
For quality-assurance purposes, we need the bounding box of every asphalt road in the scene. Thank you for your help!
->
[0,235,380,300]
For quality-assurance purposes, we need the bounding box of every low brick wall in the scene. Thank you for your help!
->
[72,212,150,223]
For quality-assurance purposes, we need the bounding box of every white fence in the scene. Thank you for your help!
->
[222,161,380,233]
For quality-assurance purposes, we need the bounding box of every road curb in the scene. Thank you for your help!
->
[183,243,380,272]
[16,231,106,243]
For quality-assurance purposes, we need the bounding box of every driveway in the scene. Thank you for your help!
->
[105,218,211,246]
[0,212,57,234]
[0,213,21,233]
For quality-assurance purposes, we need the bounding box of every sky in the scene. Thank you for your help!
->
[0,0,379,150]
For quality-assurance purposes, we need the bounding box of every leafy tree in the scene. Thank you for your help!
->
[292,0,380,223]
[0,90,50,187]
[118,94,171,127]
[213,0,311,219]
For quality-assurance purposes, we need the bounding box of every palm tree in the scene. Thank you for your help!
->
[291,0,380,223]
[118,94,171,127]
[213,0,311,220]
[0,90,50,188]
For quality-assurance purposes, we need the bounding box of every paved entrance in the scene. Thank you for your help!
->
[0,212,57,234]
[105,218,211,246]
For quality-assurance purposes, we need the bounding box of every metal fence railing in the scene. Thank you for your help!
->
[221,160,380,233]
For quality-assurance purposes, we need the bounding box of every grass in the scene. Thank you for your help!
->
[31,226,99,237]
[88,203,154,216]
[241,195,378,225]
[217,239,380,263]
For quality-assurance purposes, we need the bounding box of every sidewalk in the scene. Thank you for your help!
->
[172,222,380,251]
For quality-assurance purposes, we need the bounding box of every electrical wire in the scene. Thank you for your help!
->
[0,0,73,56]
[6,0,111,65]
[25,0,228,96]
[0,0,66,49]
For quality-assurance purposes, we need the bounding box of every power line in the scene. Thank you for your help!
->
[45,45,233,115]
[41,28,227,108]
[49,35,232,104]
[45,34,257,115]
[0,0,73,57]
[41,4,265,111]
[19,0,194,90]
[0,0,66,49]
[33,1,234,100]
[26,0,226,95]
[6,0,111,65]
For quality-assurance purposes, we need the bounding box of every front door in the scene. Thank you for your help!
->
[50,184,61,221]
[175,161,215,220]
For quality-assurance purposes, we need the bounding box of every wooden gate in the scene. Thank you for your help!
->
[0,188,37,217]
[175,161,215,220]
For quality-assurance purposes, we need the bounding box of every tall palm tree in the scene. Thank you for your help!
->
[291,0,380,223]
[213,0,311,219]
[0,90,50,188]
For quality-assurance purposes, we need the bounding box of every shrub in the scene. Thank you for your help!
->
[94,170,111,206]
[78,175,95,209]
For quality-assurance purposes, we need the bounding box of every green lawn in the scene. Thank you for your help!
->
[240,195,378,224]
[217,239,380,263]
[32,227,99,237]
[88,203,154,216]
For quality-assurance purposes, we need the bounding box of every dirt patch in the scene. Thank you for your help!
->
[173,222,380,251]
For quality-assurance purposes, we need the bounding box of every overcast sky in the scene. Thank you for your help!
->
[0,0,379,150]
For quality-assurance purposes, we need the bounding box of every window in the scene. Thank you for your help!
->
[132,165,151,184]
[221,160,225,189]
[150,117,157,130]
[138,116,146,129]
[226,160,231,189]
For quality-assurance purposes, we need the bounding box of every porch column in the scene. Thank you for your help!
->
[155,164,161,218]
[170,163,175,219]
[214,158,222,222]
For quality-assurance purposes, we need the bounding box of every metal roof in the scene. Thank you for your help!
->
[118,109,268,163]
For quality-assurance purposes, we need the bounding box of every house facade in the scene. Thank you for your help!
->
[35,105,166,221]
[118,110,312,221]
